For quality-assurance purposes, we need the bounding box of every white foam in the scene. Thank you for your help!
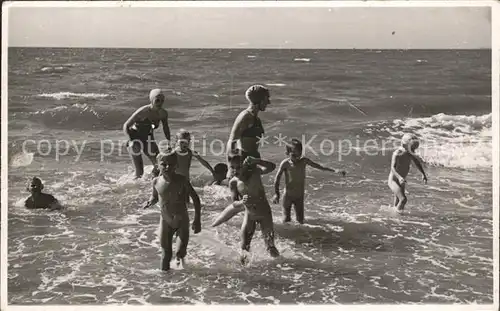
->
[40,66,69,73]
[294,58,311,62]
[266,83,286,87]
[37,92,111,100]
[32,103,101,119]
[369,113,492,170]
[10,152,35,167]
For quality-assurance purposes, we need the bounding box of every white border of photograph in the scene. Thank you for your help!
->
[1,1,498,311]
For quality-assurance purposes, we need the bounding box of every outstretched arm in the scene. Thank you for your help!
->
[193,151,215,175]
[248,158,276,175]
[410,154,427,184]
[142,178,159,209]
[305,158,345,175]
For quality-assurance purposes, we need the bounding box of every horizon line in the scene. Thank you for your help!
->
[7,46,493,50]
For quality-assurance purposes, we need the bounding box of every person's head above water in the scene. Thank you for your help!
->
[212,163,228,183]
[401,133,420,152]
[285,138,303,161]
[245,85,271,111]
[176,129,191,151]
[157,150,178,174]
[149,89,165,109]
[27,177,44,193]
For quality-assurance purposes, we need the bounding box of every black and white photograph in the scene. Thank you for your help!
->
[2,1,498,307]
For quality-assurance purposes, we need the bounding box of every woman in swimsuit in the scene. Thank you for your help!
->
[123,89,171,179]
[226,85,271,178]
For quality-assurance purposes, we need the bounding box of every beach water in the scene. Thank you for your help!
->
[7,48,493,304]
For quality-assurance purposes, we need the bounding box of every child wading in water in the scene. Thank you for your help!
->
[388,133,428,213]
[273,139,346,224]
[212,154,280,264]
[142,150,202,271]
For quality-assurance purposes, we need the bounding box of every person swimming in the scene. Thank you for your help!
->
[273,138,346,224]
[123,89,171,179]
[226,85,271,178]
[24,177,63,210]
[142,150,202,271]
[388,133,428,214]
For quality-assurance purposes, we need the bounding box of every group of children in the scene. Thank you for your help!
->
[23,88,428,272]
[139,131,348,269]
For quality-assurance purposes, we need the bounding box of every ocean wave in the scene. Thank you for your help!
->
[33,103,101,117]
[28,103,129,131]
[37,92,111,100]
[294,58,311,62]
[10,152,35,168]
[266,83,286,87]
[39,66,70,73]
[365,113,492,170]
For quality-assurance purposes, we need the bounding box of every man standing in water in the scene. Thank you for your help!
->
[123,89,171,179]
[226,85,271,178]
[143,150,202,271]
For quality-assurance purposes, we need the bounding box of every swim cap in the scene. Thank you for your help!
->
[149,89,164,102]
[245,85,270,105]
[401,133,419,150]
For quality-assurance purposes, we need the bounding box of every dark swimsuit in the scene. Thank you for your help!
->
[129,117,160,157]
[25,193,58,209]
[240,115,264,159]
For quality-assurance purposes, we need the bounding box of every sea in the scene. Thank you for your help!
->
[6,48,493,304]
